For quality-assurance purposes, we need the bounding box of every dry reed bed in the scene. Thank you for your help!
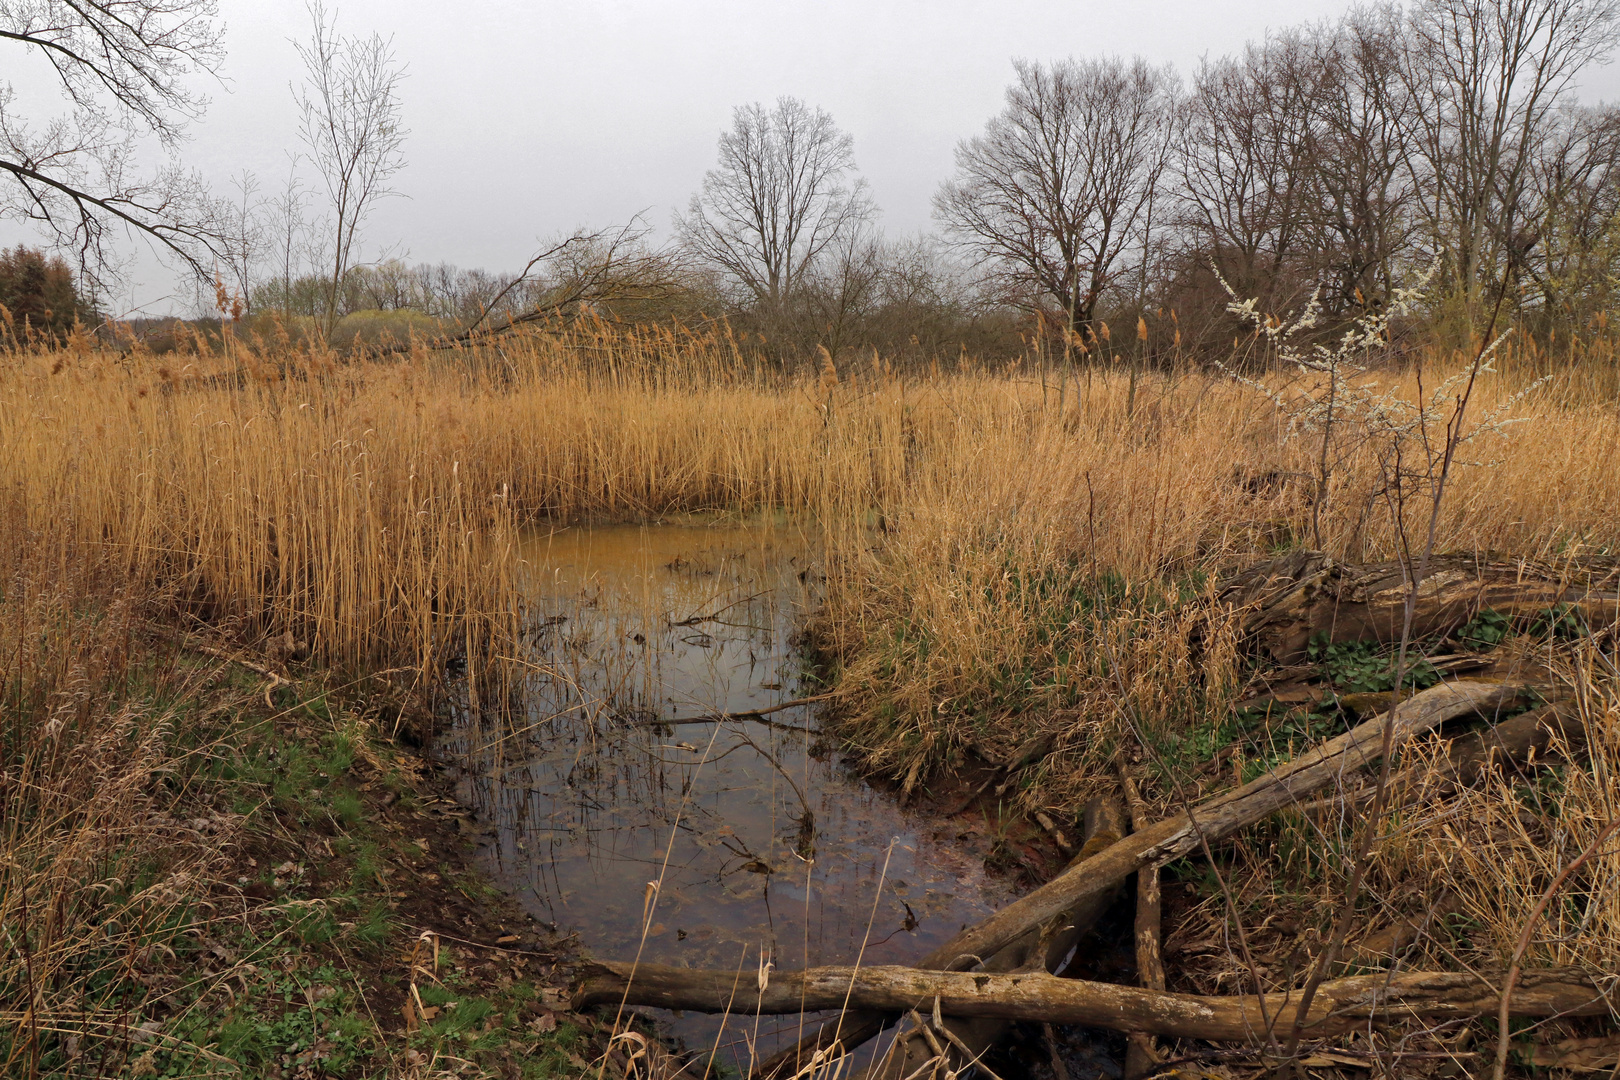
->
[815,359,1620,786]
[6,326,1619,764]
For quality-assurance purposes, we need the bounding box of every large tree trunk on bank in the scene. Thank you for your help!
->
[577,961,1614,1042]
[733,680,1527,1077]
[1215,551,1620,664]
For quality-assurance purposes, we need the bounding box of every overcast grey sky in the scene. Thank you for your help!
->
[11,0,1620,313]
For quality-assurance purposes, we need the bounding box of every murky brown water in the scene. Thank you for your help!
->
[448,518,1013,1068]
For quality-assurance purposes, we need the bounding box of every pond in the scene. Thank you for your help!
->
[447,518,1015,1069]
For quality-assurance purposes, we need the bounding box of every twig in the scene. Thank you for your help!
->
[630,692,837,730]
[1101,637,1279,1058]
[1493,817,1620,1080]
[931,1018,1009,1080]
[1043,1023,1072,1080]
[905,1009,945,1060]
[627,693,837,740]
[1035,810,1076,855]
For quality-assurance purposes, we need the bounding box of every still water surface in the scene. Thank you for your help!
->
[449,519,1012,1065]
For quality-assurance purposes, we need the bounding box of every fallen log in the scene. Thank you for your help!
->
[1291,700,1584,818]
[862,797,1129,1080]
[1215,551,1620,664]
[752,679,1527,1077]
[936,680,1526,980]
[576,961,1613,1042]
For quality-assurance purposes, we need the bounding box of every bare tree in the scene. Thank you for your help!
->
[223,169,263,310]
[1400,0,1620,318]
[1521,103,1620,321]
[258,165,322,314]
[677,97,874,312]
[1299,9,1421,314]
[791,225,885,360]
[0,0,228,290]
[936,56,1178,336]
[1178,33,1326,309]
[293,0,407,333]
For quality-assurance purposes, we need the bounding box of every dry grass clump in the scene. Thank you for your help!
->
[0,541,247,1075]
[1407,650,1620,972]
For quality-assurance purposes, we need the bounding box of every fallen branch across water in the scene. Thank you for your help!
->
[575,961,1614,1042]
[626,692,839,733]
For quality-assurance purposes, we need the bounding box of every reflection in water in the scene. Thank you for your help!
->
[449,519,1011,1067]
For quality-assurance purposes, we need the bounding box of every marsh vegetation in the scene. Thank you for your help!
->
[9,0,1620,1076]
[4,314,1620,1077]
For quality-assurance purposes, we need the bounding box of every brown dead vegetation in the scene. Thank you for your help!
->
[6,324,1620,1077]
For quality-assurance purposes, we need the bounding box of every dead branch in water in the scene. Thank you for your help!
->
[575,961,1614,1042]
[625,691,839,734]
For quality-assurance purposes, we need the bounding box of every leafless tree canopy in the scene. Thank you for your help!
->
[1173,13,1419,319]
[677,97,874,307]
[935,57,1179,335]
[293,0,407,331]
[1526,103,1620,313]
[1179,34,1329,307]
[34,0,1613,360]
[1401,0,1620,312]
[0,0,228,290]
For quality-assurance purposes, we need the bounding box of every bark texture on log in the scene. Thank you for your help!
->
[1439,701,1585,791]
[577,961,1613,1042]
[1296,701,1584,818]
[750,679,1526,1078]
[1216,551,1620,664]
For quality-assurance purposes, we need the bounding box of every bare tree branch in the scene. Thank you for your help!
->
[1,0,229,289]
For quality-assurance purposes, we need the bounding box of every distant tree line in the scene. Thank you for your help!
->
[9,0,1620,366]
[664,0,1620,365]
[265,0,1619,366]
